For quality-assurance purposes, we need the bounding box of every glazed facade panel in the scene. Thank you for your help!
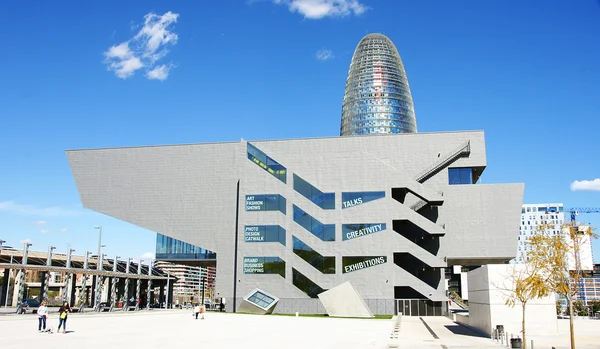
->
[341,33,418,136]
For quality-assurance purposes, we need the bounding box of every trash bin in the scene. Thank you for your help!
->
[496,325,504,334]
[510,337,522,348]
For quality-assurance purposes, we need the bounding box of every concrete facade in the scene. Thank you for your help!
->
[66,131,524,315]
[318,281,373,318]
[467,264,558,337]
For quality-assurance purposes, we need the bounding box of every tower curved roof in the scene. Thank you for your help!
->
[340,33,417,136]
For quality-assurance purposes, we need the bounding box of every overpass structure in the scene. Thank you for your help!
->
[0,244,175,313]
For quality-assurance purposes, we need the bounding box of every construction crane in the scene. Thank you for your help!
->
[544,207,600,223]
[543,206,600,306]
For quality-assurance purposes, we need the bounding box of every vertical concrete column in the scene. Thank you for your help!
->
[17,243,32,309]
[146,260,152,310]
[94,254,104,311]
[110,255,119,311]
[62,249,73,304]
[79,252,90,312]
[122,258,131,311]
[39,272,47,301]
[135,261,142,311]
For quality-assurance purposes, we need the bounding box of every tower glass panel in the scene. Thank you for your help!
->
[341,33,417,136]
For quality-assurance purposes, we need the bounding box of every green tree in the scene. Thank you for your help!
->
[528,223,597,349]
[556,300,563,315]
[589,299,600,316]
[573,299,587,316]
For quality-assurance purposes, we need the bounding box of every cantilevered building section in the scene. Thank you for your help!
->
[341,33,417,136]
[67,131,523,316]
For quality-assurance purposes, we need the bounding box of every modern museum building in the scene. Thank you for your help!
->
[66,34,523,315]
[67,131,523,315]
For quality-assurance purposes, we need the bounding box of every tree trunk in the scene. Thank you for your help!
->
[522,302,527,349]
[568,298,576,349]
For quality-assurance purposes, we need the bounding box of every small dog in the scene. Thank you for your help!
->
[40,326,54,334]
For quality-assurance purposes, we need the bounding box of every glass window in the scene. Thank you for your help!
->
[342,223,386,241]
[155,234,217,260]
[246,290,277,310]
[245,194,286,214]
[293,174,335,209]
[292,205,335,241]
[244,225,286,246]
[448,168,473,185]
[341,191,385,209]
[292,236,335,274]
[292,268,326,298]
[342,256,387,274]
[247,143,287,183]
[243,257,285,277]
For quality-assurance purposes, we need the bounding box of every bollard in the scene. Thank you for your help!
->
[506,333,509,347]
[531,340,533,349]
[295,312,299,317]
[501,333,504,345]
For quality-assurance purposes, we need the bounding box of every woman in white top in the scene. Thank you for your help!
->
[194,304,200,320]
[37,301,48,332]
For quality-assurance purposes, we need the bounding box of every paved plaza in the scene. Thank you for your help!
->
[0,310,599,348]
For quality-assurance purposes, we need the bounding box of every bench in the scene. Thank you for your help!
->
[387,313,402,349]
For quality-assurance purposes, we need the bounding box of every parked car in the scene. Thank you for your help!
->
[25,299,40,307]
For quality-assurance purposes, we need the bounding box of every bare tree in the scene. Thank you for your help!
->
[528,223,597,349]
[494,260,549,349]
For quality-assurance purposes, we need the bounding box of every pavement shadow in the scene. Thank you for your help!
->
[444,324,488,338]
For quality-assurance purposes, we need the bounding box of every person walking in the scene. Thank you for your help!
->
[194,303,200,319]
[57,302,71,334]
[199,303,205,320]
[37,301,48,332]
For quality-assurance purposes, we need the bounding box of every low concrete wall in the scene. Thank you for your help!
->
[467,265,558,336]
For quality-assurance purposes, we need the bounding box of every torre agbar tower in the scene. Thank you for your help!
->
[341,33,417,136]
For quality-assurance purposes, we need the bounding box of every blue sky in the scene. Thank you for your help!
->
[0,0,599,262]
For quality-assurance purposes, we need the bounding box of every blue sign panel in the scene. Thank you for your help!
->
[243,257,285,277]
[245,194,286,214]
[244,225,286,246]
[342,223,386,241]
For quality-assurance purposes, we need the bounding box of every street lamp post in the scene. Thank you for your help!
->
[0,239,5,256]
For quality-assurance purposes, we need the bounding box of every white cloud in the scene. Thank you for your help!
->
[146,64,172,81]
[571,178,600,191]
[316,48,334,61]
[32,220,47,225]
[40,229,50,233]
[0,201,86,217]
[141,252,155,260]
[273,0,367,19]
[104,11,179,80]
[60,228,68,233]
[19,238,33,244]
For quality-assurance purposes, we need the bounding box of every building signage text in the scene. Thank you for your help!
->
[343,256,387,273]
[243,257,264,274]
[342,223,386,241]
[244,226,265,242]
